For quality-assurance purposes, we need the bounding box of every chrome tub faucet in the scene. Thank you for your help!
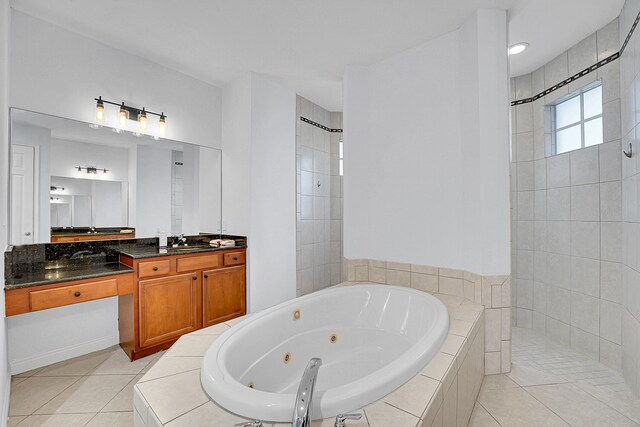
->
[292,357,322,427]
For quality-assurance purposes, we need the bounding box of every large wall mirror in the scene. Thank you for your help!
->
[9,108,222,245]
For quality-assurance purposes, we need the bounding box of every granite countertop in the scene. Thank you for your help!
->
[118,244,247,260]
[51,227,135,237]
[5,262,134,290]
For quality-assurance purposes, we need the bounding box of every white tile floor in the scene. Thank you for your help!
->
[7,346,162,427]
[7,327,640,427]
[469,327,640,427]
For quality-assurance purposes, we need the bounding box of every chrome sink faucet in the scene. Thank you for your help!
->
[176,234,187,246]
[293,358,322,427]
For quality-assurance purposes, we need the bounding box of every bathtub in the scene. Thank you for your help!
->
[200,283,449,422]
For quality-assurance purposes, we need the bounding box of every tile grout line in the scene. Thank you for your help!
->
[476,400,504,427]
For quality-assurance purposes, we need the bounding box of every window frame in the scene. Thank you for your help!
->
[550,83,603,156]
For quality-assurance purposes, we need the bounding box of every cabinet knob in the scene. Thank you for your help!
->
[233,257,239,261]
[153,266,158,271]
[192,276,197,281]
[204,274,208,279]
[74,292,81,297]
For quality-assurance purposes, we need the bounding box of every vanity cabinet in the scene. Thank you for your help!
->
[203,266,246,327]
[138,272,200,348]
[118,248,246,360]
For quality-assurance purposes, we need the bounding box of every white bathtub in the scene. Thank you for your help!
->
[200,283,449,422]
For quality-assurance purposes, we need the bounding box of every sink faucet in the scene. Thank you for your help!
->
[292,358,322,427]
[177,234,187,246]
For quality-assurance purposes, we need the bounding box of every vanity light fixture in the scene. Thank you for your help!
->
[94,97,167,139]
[76,166,109,175]
[95,96,105,123]
[508,42,529,55]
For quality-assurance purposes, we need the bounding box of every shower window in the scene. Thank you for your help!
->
[551,84,603,155]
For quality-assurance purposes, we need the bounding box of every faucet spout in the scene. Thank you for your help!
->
[292,357,322,427]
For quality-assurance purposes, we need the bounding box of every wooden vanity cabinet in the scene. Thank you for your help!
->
[138,272,200,348]
[203,266,246,327]
[118,248,246,360]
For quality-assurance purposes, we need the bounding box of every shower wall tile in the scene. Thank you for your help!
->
[512,17,627,377]
[296,97,343,294]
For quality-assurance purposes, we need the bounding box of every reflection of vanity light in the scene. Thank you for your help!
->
[76,166,109,176]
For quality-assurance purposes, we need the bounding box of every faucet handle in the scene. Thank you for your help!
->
[335,413,363,427]
[234,421,263,427]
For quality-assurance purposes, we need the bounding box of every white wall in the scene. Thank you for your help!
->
[248,74,297,311]
[221,73,297,312]
[50,138,130,182]
[6,10,224,374]
[343,9,510,276]
[0,0,11,419]
[10,11,222,149]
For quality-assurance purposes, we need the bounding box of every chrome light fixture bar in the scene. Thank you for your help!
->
[93,96,167,138]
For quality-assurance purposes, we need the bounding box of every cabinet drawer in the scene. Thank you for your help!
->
[139,260,172,278]
[176,255,219,272]
[223,251,245,266]
[30,279,118,312]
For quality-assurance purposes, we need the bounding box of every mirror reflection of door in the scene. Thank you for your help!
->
[11,145,35,245]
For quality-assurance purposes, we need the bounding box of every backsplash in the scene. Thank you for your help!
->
[4,234,247,284]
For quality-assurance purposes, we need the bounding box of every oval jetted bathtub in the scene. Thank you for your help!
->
[201,283,449,422]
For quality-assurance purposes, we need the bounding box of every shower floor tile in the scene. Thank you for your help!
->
[470,327,640,427]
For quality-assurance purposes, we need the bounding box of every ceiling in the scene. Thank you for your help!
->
[11,0,625,112]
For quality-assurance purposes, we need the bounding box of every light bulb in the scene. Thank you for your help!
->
[158,113,167,138]
[139,108,148,132]
[119,103,128,128]
[76,166,83,176]
[95,97,105,124]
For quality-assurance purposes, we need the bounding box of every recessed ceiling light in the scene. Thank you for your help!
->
[508,42,529,55]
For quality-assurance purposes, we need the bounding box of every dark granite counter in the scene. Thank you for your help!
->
[51,227,135,237]
[4,234,247,289]
[5,262,134,290]
[118,244,247,259]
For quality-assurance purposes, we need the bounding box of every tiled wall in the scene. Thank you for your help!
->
[620,0,640,396]
[510,19,623,371]
[296,96,345,296]
[346,259,512,374]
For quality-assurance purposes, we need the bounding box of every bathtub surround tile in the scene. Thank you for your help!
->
[136,370,209,424]
[131,286,486,427]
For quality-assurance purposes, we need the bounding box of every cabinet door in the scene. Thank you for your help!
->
[203,266,246,327]
[139,272,199,348]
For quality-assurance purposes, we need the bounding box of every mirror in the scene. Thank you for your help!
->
[9,108,222,245]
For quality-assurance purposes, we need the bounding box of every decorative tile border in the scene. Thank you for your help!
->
[300,116,343,133]
[511,8,639,106]
[347,259,512,374]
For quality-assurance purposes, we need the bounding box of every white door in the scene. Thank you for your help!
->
[11,145,35,245]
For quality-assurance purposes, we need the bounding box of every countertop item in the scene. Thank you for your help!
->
[5,262,134,290]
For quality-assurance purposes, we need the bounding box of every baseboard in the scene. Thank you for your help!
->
[0,369,9,427]
[9,334,119,375]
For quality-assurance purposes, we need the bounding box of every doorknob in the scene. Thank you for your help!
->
[24,232,31,236]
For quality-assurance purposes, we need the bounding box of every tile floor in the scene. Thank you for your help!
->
[7,327,640,427]
[7,346,163,427]
[469,327,640,427]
